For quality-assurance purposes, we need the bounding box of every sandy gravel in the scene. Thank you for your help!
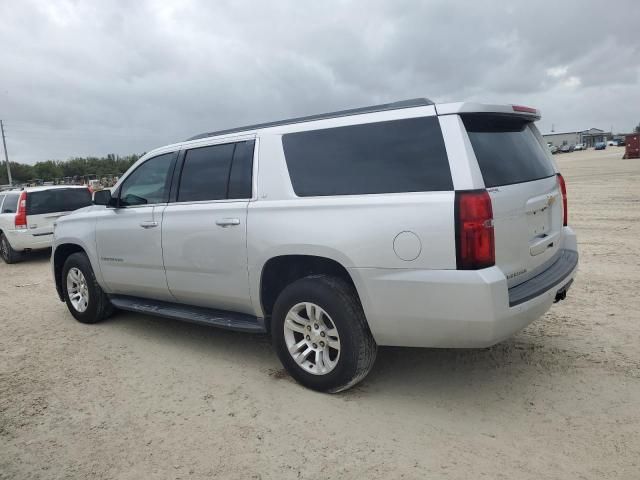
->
[1,146,639,479]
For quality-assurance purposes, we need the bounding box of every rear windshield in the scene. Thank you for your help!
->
[26,188,92,215]
[462,114,555,187]
[282,116,452,196]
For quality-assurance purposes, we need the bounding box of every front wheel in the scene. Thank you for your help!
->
[62,252,113,324]
[271,275,377,393]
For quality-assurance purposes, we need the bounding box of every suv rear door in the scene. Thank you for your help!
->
[26,187,92,237]
[161,139,255,314]
[461,113,563,287]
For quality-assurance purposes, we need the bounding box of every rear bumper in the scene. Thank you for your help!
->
[3,229,53,251]
[508,249,578,306]
[350,227,578,348]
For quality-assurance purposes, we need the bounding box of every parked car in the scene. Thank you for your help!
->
[549,145,559,154]
[559,144,572,153]
[51,99,578,392]
[0,186,92,263]
[595,142,607,150]
[573,143,586,151]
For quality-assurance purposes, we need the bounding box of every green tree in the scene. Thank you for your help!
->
[1,154,140,185]
[32,160,62,181]
[1,162,34,184]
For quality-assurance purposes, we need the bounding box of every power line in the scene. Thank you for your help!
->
[1,120,13,186]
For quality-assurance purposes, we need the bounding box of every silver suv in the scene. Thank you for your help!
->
[52,98,578,392]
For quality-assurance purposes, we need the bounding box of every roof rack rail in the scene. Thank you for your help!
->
[186,97,434,141]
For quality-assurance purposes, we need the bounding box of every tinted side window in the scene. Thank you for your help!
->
[0,195,5,211]
[119,153,175,207]
[1,193,19,213]
[26,189,92,215]
[178,143,235,202]
[462,114,555,187]
[282,117,452,197]
[228,141,255,199]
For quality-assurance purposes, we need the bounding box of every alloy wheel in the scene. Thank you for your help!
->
[283,302,341,375]
[66,267,89,313]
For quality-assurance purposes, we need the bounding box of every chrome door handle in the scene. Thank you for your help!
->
[139,221,159,229]
[215,218,240,227]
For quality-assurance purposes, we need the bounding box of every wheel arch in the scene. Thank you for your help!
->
[53,243,88,301]
[259,254,364,332]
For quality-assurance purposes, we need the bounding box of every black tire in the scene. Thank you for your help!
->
[0,232,22,264]
[271,275,377,393]
[62,252,113,324]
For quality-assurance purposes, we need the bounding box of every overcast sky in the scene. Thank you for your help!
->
[1,0,639,164]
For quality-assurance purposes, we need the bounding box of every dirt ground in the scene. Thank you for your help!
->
[1,146,639,479]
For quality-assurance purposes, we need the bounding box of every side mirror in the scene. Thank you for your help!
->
[93,189,115,207]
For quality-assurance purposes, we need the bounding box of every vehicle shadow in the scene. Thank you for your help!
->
[103,309,276,364]
[331,338,580,410]
[359,340,551,396]
[101,309,563,403]
[16,248,52,264]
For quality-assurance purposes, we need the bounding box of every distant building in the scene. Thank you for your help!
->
[543,128,611,148]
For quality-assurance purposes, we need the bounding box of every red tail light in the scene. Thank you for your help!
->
[15,191,27,229]
[557,173,568,226]
[455,190,495,270]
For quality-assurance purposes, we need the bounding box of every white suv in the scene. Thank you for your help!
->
[51,99,578,392]
[0,186,92,263]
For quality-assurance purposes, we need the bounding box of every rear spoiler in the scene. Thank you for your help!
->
[435,102,541,120]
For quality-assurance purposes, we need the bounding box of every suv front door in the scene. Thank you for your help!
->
[95,152,177,301]
[161,139,255,314]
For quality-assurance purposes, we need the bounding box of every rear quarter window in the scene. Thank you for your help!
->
[26,189,92,215]
[1,193,19,213]
[462,114,555,187]
[282,116,452,196]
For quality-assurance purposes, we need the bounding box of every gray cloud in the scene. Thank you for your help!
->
[1,0,639,164]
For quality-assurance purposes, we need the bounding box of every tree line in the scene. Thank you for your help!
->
[3,124,640,184]
[0,154,142,185]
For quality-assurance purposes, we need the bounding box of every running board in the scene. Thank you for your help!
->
[109,295,266,333]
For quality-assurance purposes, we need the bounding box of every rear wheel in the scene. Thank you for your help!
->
[0,233,22,264]
[62,252,113,324]
[271,275,377,393]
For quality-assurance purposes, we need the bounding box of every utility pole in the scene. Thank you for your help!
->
[0,120,12,186]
